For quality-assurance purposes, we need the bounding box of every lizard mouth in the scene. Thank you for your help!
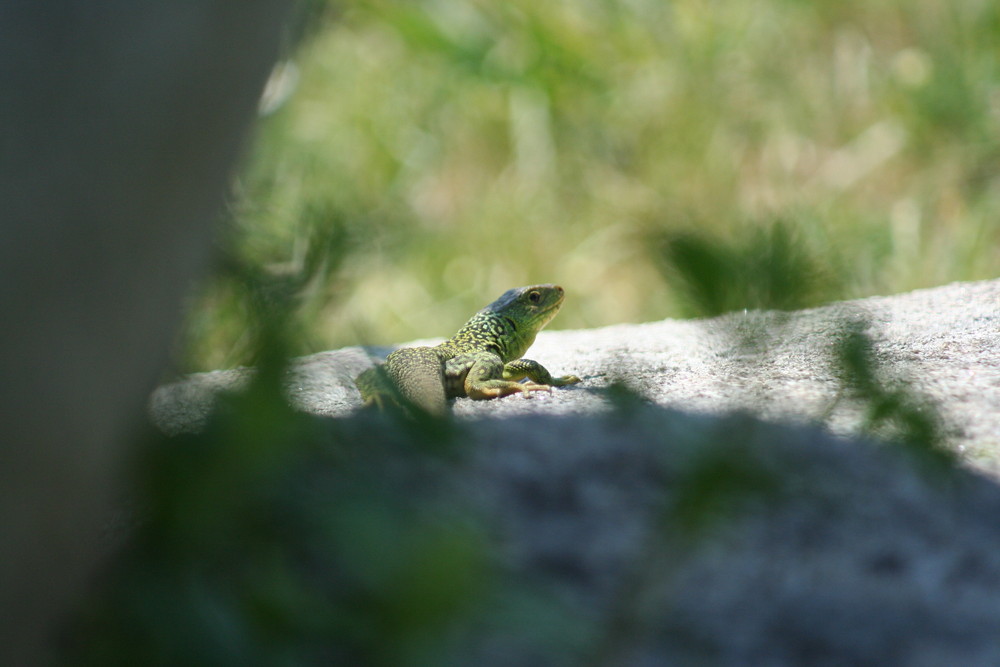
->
[544,285,565,309]
[533,285,565,326]
[530,284,563,309]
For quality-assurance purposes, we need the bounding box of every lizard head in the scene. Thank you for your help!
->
[482,284,566,334]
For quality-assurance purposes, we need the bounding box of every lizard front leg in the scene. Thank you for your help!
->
[502,358,581,388]
[463,355,551,400]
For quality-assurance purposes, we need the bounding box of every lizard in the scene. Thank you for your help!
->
[355,284,581,414]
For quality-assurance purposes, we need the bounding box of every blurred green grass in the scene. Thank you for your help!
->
[183,0,1000,371]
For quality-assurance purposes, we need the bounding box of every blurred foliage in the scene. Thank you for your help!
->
[183,0,1000,370]
[70,401,500,666]
[831,318,957,471]
[183,202,354,370]
[651,219,842,316]
[667,434,784,539]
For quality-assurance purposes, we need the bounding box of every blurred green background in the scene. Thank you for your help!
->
[182,0,1000,371]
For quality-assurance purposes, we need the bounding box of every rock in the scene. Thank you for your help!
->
[454,410,1000,666]
[141,279,1000,664]
[152,278,1000,472]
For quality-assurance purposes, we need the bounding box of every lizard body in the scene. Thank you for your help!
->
[355,284,581,414]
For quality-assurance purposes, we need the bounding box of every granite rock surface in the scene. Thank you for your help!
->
[148,279,1000,664]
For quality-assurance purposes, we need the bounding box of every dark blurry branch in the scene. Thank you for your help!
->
[0,3,295,664]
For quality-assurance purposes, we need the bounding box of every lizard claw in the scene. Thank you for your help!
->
[520,382,553,397]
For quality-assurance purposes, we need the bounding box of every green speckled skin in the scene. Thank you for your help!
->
[355,285,581,414]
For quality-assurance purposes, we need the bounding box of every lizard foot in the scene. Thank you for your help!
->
[519,382,554,398]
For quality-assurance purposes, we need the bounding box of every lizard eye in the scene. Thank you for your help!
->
[528,290,541,303]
